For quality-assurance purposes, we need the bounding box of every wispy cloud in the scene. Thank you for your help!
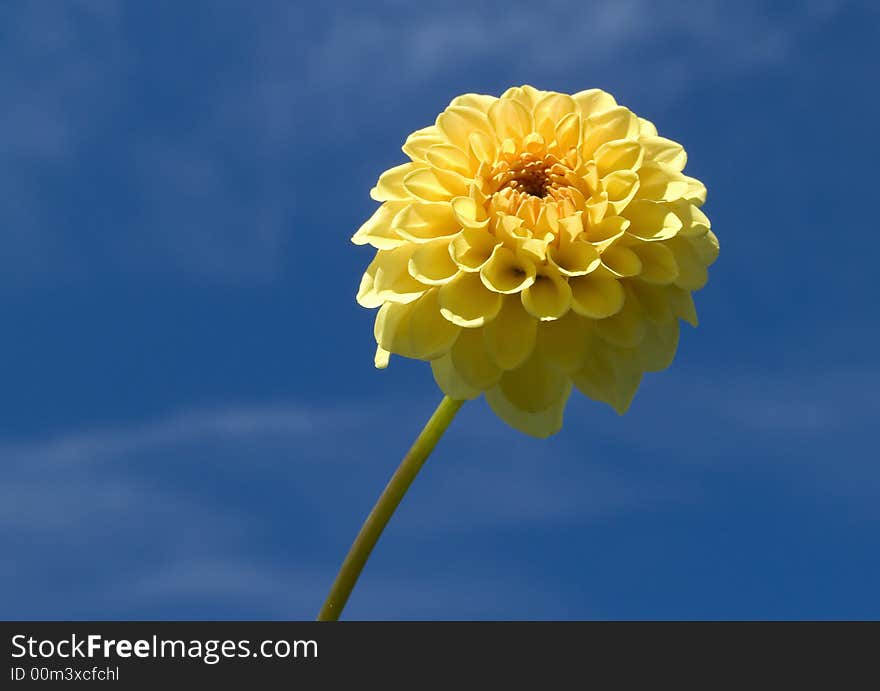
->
[0,355,876,619]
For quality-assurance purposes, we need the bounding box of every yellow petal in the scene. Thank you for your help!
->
[595,286,647,347]
[670,200,711,237]
[582,107,640,158]
[357,245,426,308]
[480,246,536,294]
[554,112,581,151]
[392,202,460,242]
[402,127,445,162]
[636,163,691,202]
[547,240,601,276]
[450,326,502,389]
[584,215,628,246]
[684,175,707,204]
[628,280,673,323]
[483,295,538,370]
[408,239,459,285]
[431,352,481,400]
[570,275,625,319]
[436,106,491,151]
[602,169,640,214]
[557,213,584,244]
[404,167,464,201]
[468,130,496,164]
[584,191,609,226]
[373,301,416,357]
[374,345,391,369]
[352,202,406,249]
[425,144,472,177]
[665,284,698,326]
[488,98,533,141]
[639,320,680,372]
[572,88,617,118]
[500,85,545,109]
[630,241,679,284]
[450,196,489,229]
[521,266,572,320]
[622,199,683,241]
[370,162,421,201]
[407,288,461,359]
[667,236,709,290]
[533,92,576,141]
[533,92,577,126]
[534,310,592,373]
[485,383,570,438]
[450,227,499,271]
[687,229,720,266]
[601,244,643,277]
[639,135,687,170]
[499,355,571,412]
[638,117,658,137]
[448,93,496,113]
[438,271,503,327]
[572,340,642,414]
[594,139,644,177]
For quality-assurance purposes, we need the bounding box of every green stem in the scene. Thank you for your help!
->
[317,396,464,621]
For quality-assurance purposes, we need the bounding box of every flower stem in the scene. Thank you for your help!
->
[317,396,464,621]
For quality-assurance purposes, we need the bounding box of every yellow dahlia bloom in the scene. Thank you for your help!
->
[353,85,718,438]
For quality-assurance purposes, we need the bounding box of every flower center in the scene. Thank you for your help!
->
[505,162,551,198]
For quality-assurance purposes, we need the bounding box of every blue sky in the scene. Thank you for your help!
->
[1,0,879,620]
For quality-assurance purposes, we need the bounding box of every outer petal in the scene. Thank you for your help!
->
[665,284,699,326]
[595,139,644,177]
[622,200,683,241]
[483,295,538,370]
[436,106,492,151]
[488,98,533,141]
[667,236,709,290]
[408,239,459,285]
[582,107,640,158]
[431,352,481,400]
[569,275,625,318]
[407,288,461,359]
[357,245,427,308]
[534,311,593,374]
[639,135,687,171]
[497,355,570,412]
[639,320,680,372]
[450,327,502,390]
[402,126,445,162]
[572,89,617,118]
[371,162,421,201]
[352,202,407,249]
[602,169,640,214]
[572,340,642,414]
[630,241,679,284]
[404,168,465,201]
[595,286,647,348]
[485,381,570,438]
[373,301,416,357]
[373,290,460,361]
[392,202,460,243]
[438,271,503,327]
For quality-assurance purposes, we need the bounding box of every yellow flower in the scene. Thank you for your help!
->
[353,86,718,438]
